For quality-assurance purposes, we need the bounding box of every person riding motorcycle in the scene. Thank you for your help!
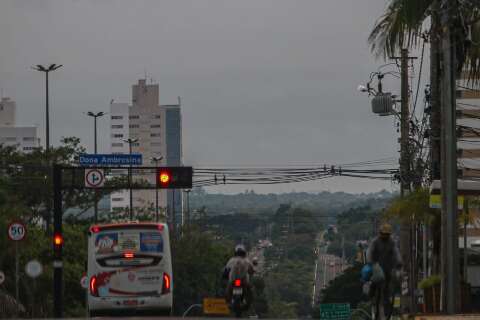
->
[366,223,402,320]
[223,244,255,308]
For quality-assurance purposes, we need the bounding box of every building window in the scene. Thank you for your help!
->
[23,146,35,151]
[154,115,161,119]
[129,124,140,129]
[111,115,123,120]
[129,115,140,119]
[111,124,123,129]
[150,133,161,137]
[112,198,124,202]
[23,137,35,141]
[5,137,16,141]
[112,134,124,138]
[112,143,124,147]
[150,124,161,128]
[132,143,140,147]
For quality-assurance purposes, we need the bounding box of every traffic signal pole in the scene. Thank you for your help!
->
[53,165,63,318]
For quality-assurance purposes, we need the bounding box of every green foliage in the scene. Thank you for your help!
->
[265,260,314,318]
[384,188,436,224]
[191,190,393,217]
[336,205,378,242]
[0,221,88,317]
[252,276,269,317]
[318,264,367,312]
[326,239,357,262]
[262,206,321,318]
[418,274,441,289]
[171,226,233,315]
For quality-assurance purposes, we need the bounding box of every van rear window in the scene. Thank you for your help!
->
[95,231,163,255]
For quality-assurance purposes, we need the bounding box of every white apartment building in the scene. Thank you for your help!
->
[0,97,40,152]
[110,79,180,219]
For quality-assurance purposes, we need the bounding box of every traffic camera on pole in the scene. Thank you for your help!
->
[156,167,193,189]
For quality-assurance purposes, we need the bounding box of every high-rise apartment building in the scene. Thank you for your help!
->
[110,79,183,224]
[164,102,183,225]
[0,97,40,152]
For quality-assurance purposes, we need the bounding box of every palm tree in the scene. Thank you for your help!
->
[368,0,480,310]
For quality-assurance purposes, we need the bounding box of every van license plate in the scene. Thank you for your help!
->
[123,300,138,306]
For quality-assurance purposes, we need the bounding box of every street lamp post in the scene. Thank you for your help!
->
[123,138,139,221]
[32,64,63,152]
[86,111,106,223]
[86,112,106,154]
[151,156,163,222]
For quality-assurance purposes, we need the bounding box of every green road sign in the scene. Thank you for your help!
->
[320,303,351,320]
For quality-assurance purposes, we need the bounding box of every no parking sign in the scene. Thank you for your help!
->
[84,169,105,188]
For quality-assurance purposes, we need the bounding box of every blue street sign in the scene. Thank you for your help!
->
[79,154,143,166]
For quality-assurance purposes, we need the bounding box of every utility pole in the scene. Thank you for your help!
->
[391,48,416,314]
[441,0,459,313]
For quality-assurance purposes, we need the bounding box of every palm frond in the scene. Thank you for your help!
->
[368,0,431,59]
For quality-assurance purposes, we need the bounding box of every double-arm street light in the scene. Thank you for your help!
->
[32,64,63,152]
[86,111,106,154]
[151,156,164,222]
[86,111,106,223]
[123,138,139,220]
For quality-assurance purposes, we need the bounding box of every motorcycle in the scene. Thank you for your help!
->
[231,278,248,318]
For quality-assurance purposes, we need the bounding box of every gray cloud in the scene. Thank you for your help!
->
[1,0,409,193]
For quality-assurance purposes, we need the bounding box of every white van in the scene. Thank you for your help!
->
[87,222,173,317]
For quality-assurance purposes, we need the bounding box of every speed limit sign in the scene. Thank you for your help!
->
[7,222,26,241]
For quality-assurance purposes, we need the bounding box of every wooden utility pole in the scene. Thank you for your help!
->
[392,48,416,314]
[440,0,459,314]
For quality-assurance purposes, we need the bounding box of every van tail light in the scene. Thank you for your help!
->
[90,276,98,297]
[234,279,242,287]
[162,273,171,294]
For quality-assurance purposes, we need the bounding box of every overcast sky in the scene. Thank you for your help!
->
[0,0,422,194]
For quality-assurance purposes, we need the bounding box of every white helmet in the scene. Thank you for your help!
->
[235,244,247,256]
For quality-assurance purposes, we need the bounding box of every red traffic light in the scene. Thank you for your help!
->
[53,233,63,246]
[156,167,193,189]
[159,170,171,186]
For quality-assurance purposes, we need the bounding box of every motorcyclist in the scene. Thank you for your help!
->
[223,244,255,308]
[366,223,402,320]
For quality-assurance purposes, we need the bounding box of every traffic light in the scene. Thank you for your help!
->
[156,167,193,189]
[53,232,63,258]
